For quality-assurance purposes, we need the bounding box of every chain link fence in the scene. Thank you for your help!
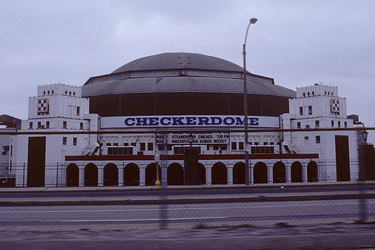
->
[0,127,374,228]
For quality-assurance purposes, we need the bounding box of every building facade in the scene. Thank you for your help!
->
[5,53,361,187]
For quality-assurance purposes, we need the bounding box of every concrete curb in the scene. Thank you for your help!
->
[1,192,375,206]
[1,181,374,193]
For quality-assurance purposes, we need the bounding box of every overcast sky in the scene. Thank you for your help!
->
[1,0,375,127]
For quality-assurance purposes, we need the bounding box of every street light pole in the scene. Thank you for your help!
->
[155,154,161,187]
[243,18,257,185]
[359,129,368,222]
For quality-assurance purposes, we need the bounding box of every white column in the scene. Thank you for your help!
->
[206,166,212,185]
[268,165,273,183]
[118,165,124,186]
[161,164,167,186]
[302,163,308,183]
[98,165,104,186]
[79,165,85,186]
[139,164,146,186]
[227,165,233,185]
[250,162,254,184]
[286,164,291,183]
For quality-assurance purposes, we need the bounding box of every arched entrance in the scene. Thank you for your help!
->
[145,163,161,186]
[66,163,79,187]
[198,163,206,185]
[211,162,227,184]
[233,162,245,184]
[84,163,98,186]
[167,163,184,185]
[124,163,140,186]
[104,163,118,186]
[273,162,286,183]
[291,161,302,182]
[307,161,318,182]
[254,162,267,184]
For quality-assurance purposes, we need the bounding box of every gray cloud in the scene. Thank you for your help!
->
[1,0,375,126]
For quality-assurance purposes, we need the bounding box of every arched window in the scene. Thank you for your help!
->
[273,162,286,183]
[104,163,118,186]
[66,163,79,187]
[167,163,184,185]
[124,163,140,186]
[211,162,227,184]
[233,162,245,184]
[84,163,98,186]
[254,162,267,184]
[291,161,302,182]
[307,161,318,182]
[145,163,161,186]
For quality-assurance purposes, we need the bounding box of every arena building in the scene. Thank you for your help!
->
[7,52,360,187]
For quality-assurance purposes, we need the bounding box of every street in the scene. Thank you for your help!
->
[1,185,375,249]
[1,199,375,230]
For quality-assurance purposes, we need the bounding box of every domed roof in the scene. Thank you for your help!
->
[112,52,244,74]
[83,52,295,98]
[82,52,295,117]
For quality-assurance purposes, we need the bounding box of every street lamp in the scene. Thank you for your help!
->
[362,130,368,145]
[154,154,161,187]
[243,17,257,185]
[359,129,369,222]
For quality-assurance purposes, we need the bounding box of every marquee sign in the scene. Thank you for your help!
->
[100,115,279,129]
[157,133,229,145]
[331,99,340,113]
[38,98,49,114]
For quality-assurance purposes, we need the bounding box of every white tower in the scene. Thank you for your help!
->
[13,83,98,187]
[281,83,358,182]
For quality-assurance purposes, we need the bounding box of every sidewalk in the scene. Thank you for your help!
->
[2,180,374,192]
[0,182,375,206]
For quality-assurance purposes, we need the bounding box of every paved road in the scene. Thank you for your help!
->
[1,185,375,249]
[1,184,375,208]
[1,199,375,230]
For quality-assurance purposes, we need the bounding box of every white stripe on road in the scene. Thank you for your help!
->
[64,216,228,223]
[0,200,374,214]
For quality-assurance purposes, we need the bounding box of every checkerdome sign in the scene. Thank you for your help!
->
[100,115,279,129]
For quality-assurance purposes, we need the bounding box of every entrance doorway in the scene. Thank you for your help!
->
[84,163,98,186]
[167,163,184,185]
[273,162,286,183]
[291,161,302,182]
[307,161,318,182]
[104,163,118,186]
[254,162,267,184]
[27,137,46,187]
[124,163,140,186]
[233,162,245,184]
[145,163,161,186]
[211,162,227,184]
[66,163,79,187]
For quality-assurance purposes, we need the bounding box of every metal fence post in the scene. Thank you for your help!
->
[159,186,168,229]
[23,162,26,187]
[56,162,59,187]
[358,144,368,223]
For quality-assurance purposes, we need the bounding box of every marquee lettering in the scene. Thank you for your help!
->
[122,116,262,127]
[101,115,278,129]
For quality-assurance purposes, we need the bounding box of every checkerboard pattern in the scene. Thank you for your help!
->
[38,98,49,113]
[331,99,340,113]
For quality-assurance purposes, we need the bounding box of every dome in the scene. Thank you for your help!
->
[82,52,295,117]
[112,52,245,74]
